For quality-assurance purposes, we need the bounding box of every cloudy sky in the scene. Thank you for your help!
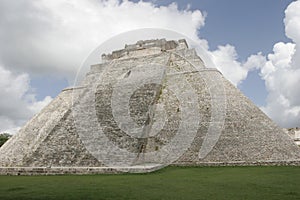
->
[0,0,299,134]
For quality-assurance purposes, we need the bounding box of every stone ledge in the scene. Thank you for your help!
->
[101,39,188,61]
[62,86,86,92]
[173,160,300,167]
[2,161,300,175]
[0,164,164,175]
[168,68,222,76]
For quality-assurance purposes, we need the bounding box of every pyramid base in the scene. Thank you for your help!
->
[0,163,165,175]
[173,160,300,167]
[1,161,300,175]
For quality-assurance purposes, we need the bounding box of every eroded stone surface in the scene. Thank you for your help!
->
[0,39,300,174]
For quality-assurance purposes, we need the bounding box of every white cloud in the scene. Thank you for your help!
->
[209,45,247,86]
[196,0,300,128]
[0,0,205,78]
[0,0,253,88]
[260,0,300,128]
[207,0,300,128]
[0,64,52,134]
[207,45,266,86]
[243,53,267,71]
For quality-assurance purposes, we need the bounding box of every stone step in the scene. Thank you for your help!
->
[0,163,164,175]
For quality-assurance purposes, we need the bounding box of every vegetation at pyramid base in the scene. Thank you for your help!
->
[0,133,11,147]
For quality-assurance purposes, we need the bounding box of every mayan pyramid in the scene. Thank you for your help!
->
[1,39,300,174]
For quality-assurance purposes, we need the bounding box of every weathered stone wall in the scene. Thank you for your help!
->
[0,88,104,167]
[175,74,300,164]
[1,39,300,173]
[0,164,164,175]
[22,110,103,167]
[284,127,300,145]
[0,89,73,167]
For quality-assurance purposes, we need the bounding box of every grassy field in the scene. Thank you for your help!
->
[0,166,299,200]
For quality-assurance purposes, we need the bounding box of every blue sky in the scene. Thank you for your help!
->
[130,0,293,106]
[0,0,299,133]
[131,0,292,56]
[189,0,293,106]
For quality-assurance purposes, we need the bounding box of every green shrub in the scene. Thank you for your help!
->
[0,133,11,147]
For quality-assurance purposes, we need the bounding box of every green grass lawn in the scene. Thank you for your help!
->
[0,166,299,200]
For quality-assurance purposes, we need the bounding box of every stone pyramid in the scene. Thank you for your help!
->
[1,39,300,174]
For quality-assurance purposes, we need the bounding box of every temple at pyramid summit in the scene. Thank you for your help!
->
[1,39,300,175]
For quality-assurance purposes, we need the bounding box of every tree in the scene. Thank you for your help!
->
[0,133,12,147]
